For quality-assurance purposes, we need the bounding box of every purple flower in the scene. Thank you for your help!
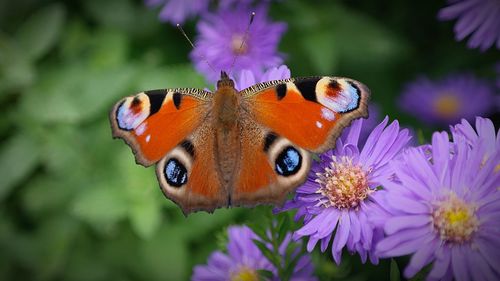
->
[191,4,286,82]
[191,225,317,281]
[233,65,291,90]
[451,117,500,168]
[376,125,500,280]
[398,74,496,127]
[145,0,210,24]
[281,117,412,265]
[438,0,500,51]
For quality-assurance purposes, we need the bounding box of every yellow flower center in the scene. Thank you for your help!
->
[231,34,249,55]
[316,156,371,209]
[432,194,479,243]
[230,267,259,281]
[433,93,461,118]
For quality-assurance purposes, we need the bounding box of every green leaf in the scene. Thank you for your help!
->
[21,175,76,217]
[128,195,162,240]
[138,226,188,280]
[284,241,299,262]
[390,259,401,281]
[175,208,239,240]
[417,129,427,145]
[34,217,79,281]
[87,30,130,69]
[300,30,338,74]
[134,64,207,90]
[277,213,291,244]
[0,34,36,94]
[250,222,271,243]
[0,133,40,200]
[257,269,274,280]
[253,239,280,267]
[71,184,129,231]
[20,63,136,124]
[215,226,229,251]
[16,4,66,60]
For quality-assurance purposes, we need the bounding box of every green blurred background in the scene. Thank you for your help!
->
[0,0,497,280]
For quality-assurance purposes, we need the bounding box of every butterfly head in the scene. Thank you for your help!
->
[216,71,235,90]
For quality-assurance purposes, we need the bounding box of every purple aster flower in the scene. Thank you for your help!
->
[191,4,286,82]
[376,126,500,280]
[398,74,496,127]
[280,117,412,265]
[145,0,210,24]
[451,117,500,169]
[233,64,291,90]
[191,225,317,281]
[438,0,500,51]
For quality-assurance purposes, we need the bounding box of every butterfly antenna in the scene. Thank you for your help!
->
[228,12,255,76]
[176,23,217,73]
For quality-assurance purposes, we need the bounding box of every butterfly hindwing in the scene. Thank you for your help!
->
[155,122,227,214]
[241,76,370,153]
[231,116,312,207]
[109,88,212,166]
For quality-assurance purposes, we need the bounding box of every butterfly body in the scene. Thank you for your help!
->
[110,72,370,214]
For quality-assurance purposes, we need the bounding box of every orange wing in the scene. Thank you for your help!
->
[155,123,226,215]
[109,88,212,166]
[241,76,370,153]
[230,77,370,206]
[231,117,312,207]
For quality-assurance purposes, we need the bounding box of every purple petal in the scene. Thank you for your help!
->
[334,211,351,253]
[428,246,451,280]
[376,227,433,256]
[384,215,431,235]
[451,246,471,281]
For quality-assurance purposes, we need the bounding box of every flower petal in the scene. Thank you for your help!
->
[384,215,431,235]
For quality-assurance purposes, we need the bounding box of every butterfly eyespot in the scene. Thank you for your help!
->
[164,158,188,187]
[116,94,150,131]
[275,146,302,176]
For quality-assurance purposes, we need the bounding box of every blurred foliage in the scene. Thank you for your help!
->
[0,0,497,280]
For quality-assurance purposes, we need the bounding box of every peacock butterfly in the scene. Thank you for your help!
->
[109,71,370,214]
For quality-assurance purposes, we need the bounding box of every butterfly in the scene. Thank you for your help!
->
[110,72,370,215]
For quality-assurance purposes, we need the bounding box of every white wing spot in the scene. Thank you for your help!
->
[316,121,323,128]
[146,135,151,142]
[321,108,336,121]
[136,123,147,135]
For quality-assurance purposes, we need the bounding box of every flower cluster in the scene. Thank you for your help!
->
[281,114,500,280]
[191,225,317,281]
[438,0,500,51]
[377,117,500,280]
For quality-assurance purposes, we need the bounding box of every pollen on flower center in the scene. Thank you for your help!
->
[231,34,249,55]
[434,93,460,118]
[230,266,258,281]
[432,194,479,243]
[316,156,371,209]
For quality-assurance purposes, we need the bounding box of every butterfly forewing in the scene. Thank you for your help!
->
[110,88,212,166]
[241,76,370,153]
